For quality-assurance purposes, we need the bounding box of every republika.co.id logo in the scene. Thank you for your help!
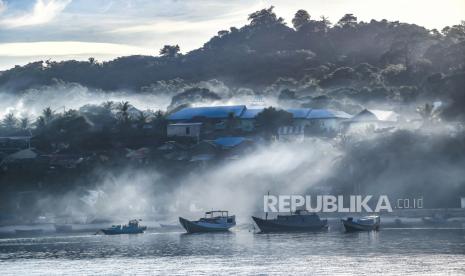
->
[264,195,423,213]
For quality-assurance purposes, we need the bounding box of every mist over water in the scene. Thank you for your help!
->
[24,139,339,221]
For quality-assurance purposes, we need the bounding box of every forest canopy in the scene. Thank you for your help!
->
[0,6,464,119]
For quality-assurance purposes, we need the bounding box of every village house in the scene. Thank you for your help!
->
[343,109,399,132]
[166,105,247,137]
[167,122,203,140]
[166,105,403,142]
[305,109,352,133]
[278,108,351,139]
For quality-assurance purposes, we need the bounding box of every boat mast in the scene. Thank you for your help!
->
[266,191,269,220]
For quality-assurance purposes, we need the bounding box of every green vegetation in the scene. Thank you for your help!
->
[0,7,463,119]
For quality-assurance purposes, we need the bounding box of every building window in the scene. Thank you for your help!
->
[186,127,190,135]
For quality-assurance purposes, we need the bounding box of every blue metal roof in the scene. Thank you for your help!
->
[307,109,352,119]
[213,137,248,148]
[287,108,312,119]
[167,105,246,120]
[240,108,264,119]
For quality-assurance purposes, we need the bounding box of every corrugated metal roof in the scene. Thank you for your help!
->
[350,109,398,122]
[307,109,352,119]
[368,109,399,121]
[167,105,246,120]
[240,108,264,119]
[287,108,312,119]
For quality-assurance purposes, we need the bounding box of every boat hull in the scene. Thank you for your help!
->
[252,216,328,233]
[179,217,234,233]
[101,226,146,235]
[342,220,380,232]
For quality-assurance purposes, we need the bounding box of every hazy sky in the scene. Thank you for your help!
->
[0,0,464,70]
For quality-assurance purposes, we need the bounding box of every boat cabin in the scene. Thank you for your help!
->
[276,210,322,222]
[201,210,235,223]
[205,210,229,218]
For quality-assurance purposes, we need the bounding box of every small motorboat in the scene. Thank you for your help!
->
[252,210,328,233]
[101,219,147,235]
[54,224,73,233]
[179,210,236,233]
[342,216,380,232]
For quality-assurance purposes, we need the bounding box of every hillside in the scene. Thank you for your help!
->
[0,7,464,118]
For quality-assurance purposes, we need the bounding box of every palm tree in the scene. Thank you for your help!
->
[417,103,441,123]
[42,107,54,125]
[2,113,18,130]
[19,117,30,130]
[116,101,131,124]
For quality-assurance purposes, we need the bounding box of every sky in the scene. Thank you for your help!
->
[0,0,464,71]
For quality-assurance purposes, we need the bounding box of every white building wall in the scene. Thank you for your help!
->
[167,124,201,138]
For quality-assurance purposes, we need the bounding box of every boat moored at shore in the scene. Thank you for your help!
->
[101,219,147,235]
[179,211,236,233]
[341,216,380,232]
[252,210,328,233]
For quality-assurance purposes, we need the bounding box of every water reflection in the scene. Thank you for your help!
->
[0,228,464,274]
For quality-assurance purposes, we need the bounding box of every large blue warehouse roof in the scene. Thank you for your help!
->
[167,105,246,120]
[287,108,312,119]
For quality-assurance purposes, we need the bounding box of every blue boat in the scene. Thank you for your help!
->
[101,219,147,235]
[179,211,236,233]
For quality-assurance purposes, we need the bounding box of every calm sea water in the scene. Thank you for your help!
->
[1,227,465,275]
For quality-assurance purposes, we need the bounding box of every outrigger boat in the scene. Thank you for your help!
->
[179,210,236,233]
[101,219,147,235]
[341,215,380,232]
[252,210,328,233]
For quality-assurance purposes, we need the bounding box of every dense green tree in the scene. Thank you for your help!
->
[42,107,54,125]
[159,45,180,58]
[102,101,115,111]
[135,111,149,129]
[248,6,284,27]
[337,13,357,28]
[256,107,293,139]
[292,9,310,31]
